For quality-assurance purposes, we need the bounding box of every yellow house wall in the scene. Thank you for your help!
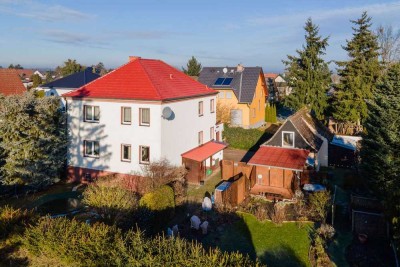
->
[249,73,267,126]
[216,74,267,128]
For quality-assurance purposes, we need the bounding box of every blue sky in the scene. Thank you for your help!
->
[0,0,399,73]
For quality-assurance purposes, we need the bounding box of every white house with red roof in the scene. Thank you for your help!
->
[63,56,225,182]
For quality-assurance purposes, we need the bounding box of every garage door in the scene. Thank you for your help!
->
[230,109,242,126]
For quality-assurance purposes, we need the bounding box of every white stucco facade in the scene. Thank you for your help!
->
[66,94,219,175]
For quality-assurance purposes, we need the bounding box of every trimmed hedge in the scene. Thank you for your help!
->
[223,124,273,150]
[23,217,261,266]
[139,185,175,211]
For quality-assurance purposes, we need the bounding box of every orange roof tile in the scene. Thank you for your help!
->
[248,146,309,171]
[264,73,279,79]
[63,57,217,101]
[0,69,26,96]
[181,141,227,162]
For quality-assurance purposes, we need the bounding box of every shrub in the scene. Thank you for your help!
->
[270,202,286,225]
[309,190,331,223]
[82,179,138,224]
[223,124,272,150]
[139,185,175,211]
[0,205,38,240]
[317,224,335,241]
[23,217,260,266]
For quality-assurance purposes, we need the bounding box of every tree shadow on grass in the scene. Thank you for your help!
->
[258,245,308,267]
[0,240,29,267]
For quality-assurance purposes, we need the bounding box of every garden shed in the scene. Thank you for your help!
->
[182,141,227,184]
[214,173,248,206]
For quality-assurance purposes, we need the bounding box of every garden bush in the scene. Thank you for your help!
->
[223,124,272,150]
[23,217,261,266]
[309,190,331,223]
[0,205,38,240]
[82,179,138,224]
[139,185,175,211]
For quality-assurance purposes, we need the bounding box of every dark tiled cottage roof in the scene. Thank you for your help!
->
[42,68,100,89]
[198,66,263,103]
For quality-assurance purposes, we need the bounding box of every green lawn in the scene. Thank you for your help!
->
[223,124,277,151]
[186,170,222,203]
[203,212,313,267]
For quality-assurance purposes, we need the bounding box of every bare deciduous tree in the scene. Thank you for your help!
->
[377,25,400,67]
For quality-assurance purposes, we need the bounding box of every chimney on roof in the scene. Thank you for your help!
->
[129,56,141,62]
[237,64,244,72]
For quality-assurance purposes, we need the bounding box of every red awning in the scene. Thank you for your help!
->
[181,141,227,162]
[248,146,309,171]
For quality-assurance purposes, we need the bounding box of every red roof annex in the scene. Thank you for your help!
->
[182,141,227,162]
[63,57,217,100]
[248,146,309,171]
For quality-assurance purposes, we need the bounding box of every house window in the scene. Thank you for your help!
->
[198,101,203,116]
[121,107,132,124]
[139,108,150,126]
[210,99,215,113]
[218,91,224,99]
[121,144,131,162]
[210,127,214,140]
[139,146,150,164]
[252,108,256,118]
[84,140,99,157]
[84,105,100,122]
[226,92,232,99]
[198,131,203,146]
[282,131,295,147]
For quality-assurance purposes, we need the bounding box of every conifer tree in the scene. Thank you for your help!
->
[361,63,400,242]
[0,93,68,186]
[283,18,331,120]
[333,12,381,124]
[182,56,202,76]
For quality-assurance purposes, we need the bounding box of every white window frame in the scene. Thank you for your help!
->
[84,105,100,122]
[198,101,203,116]
[139,146,150,164]
[121,107,132,125]
[210,99,215,113]
[139,108,150,126]
[121,144,131,162]
[218,91,224,99]
[84,140,100,158]
[282,131,295,148]
[198,131,203,146]
[226,92,232,99]
[210,127,214,140]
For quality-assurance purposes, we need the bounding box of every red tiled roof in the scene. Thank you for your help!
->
[0,69,26,96]
[264,73,279,79]
[181,141,227,162]
[248,146,309,171]
[15,69,34,79]
[63,57,217,100]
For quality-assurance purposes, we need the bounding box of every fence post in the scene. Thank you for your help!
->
[332,185,337,226]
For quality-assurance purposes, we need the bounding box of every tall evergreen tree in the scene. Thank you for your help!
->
[283,18,331,120]
[333,12,381,124]
[0,93,68,186]
[182,56,202,76]
[58,59,84,77]
[361,63,400,243]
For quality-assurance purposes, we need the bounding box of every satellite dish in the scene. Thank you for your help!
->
[223,67,228,74]
[162,106,173,119]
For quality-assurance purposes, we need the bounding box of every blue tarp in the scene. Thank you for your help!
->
[216,181,231,191]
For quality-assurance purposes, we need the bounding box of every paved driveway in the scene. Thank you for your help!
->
[223,148,255,163]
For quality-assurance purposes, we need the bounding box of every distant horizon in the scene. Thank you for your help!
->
[1,0,399,73]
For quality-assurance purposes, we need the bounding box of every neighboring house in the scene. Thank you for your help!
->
[198,65,267,129]
[264,73,291,101]
[63,56,225,183]
[264,108,333,170]
[37,68,100,107]
[0,69,26,96]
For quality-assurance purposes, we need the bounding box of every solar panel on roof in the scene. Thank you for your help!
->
[214,78,225,85]
[222,77,233,85]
